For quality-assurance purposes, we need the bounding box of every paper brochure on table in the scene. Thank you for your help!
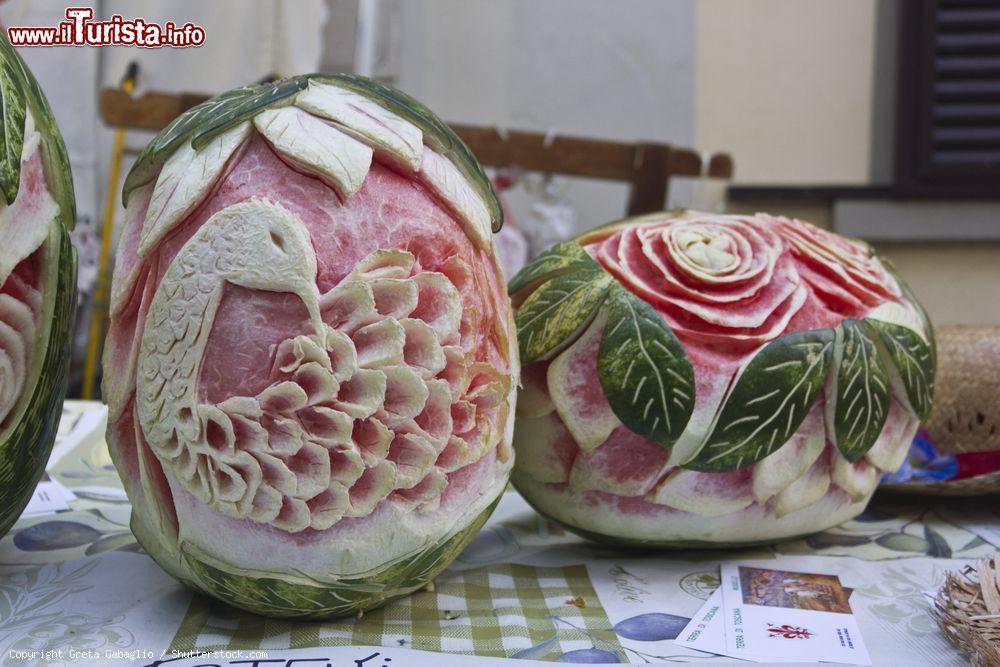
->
[717,563,871,665]
[676,588,800,663]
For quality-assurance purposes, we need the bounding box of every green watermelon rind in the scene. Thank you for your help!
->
[0,227,76,537]
[159,495,500,620]
[0,35,77,539]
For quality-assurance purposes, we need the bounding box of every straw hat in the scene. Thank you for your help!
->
[881,325,1000,496]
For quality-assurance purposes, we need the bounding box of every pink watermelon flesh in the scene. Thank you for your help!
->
[865,398,920,472]
[832,455,878,502]
[569,424,670,495]
[0,251,42,428]
[649,467,754,517]
[752,405,826,503]
[772,446,832,517]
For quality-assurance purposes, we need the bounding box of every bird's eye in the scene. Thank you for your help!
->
[269,230,286,253]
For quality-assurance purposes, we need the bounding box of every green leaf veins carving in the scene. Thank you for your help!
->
[865,318,935,421]
[685,328,835,472]
[515,267,613,363]
[829,319,890,462]
[597,282,694,450]
[508,240,601,295]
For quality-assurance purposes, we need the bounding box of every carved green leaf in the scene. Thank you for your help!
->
[321,74,503,231]
[124,74,503,231]
[685,328,835,472]
[0,55,26,206]
[123,78,307,201]
[515,268,613,363]
[189,77,309,150]
[123,86,250,201]
[829,319,890,462]
[508,240,600,295]
[597,283,694,450]
[865,318,935,420]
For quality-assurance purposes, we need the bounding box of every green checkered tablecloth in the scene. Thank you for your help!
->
[170,563,619,659]
[0,401,991,665]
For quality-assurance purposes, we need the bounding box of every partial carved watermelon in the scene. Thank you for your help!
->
[510,211,934,546]
[0,35,76,539]
[103,75,515,618]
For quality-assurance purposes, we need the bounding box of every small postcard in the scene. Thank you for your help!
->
[675,588,799,663]
[719,564,871,665]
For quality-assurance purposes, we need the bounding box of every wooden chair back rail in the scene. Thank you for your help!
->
[99,88,733,216]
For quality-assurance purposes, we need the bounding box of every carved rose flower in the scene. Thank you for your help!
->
[590,213,806,345]
[773,215,900,313]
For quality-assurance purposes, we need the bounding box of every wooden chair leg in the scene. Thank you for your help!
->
[627,142,672,216]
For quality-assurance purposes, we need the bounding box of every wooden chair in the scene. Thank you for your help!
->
[99,88,733,215]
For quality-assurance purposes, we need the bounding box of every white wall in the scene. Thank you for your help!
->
[699,0,1000,325]
[392,0,697,233]
[695,0,879,185]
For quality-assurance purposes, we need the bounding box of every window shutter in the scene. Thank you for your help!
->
[896,0,1000,195]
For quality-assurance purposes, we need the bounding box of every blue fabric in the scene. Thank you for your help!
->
[881,430,959,484]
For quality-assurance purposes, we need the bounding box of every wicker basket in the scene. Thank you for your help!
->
[881,325,1000,497]
[934,552,1000,666]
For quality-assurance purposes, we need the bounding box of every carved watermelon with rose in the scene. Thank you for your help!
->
[510,211,934,546]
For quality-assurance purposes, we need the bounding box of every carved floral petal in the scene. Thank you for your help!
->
[254,106,373,198]
[295,80,424,172]
[139,122,250,257]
